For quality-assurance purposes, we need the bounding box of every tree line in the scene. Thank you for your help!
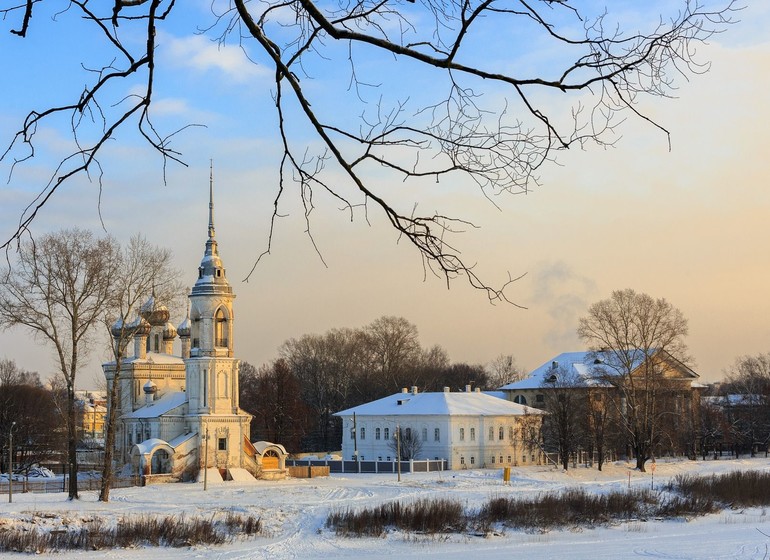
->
[240,315,524,453]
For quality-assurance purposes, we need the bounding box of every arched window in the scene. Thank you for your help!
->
[514,395,527,405]
[215,308,228,348]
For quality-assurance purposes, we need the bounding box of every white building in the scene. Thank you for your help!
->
[334,387,545,470]
[103,176,287,482]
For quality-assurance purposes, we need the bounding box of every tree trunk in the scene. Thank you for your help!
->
[99,362,121,502]
[67,384,79,500]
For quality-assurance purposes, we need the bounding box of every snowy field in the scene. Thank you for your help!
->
[5,458,770,559]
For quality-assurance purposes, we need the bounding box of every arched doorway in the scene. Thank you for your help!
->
[262,450,279,470]
[150,449,171,474]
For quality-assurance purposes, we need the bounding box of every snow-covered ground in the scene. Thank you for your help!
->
[4,457,770,559]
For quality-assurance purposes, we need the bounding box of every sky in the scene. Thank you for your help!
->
[0,1,768,389]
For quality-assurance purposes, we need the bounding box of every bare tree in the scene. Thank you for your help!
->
[0,229,121,499]
[0,1,736,300]
[487,354,526,389]
[577,289,691,472]
[539,366,585,470]
[389,426,423,461]
[99,235,181,502]
[0,358,40,388]
[722,354,770,457]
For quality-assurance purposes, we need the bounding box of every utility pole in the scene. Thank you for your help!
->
[8,422,16,504]
[396,424,401,483]
[203,427,209,492]
[353,413,358,462]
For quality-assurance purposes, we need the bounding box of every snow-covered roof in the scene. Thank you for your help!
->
[124,391,187,419]
[703,394,764,407]
[168,431,196,448]
[119,352,185,366]
[499,349,697,391]
[133,438,171,455]
[334,390,544,418]
[253,441,288,456]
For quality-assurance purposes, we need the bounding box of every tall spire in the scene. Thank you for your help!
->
[208,160,215,241]
[192,163,231,296]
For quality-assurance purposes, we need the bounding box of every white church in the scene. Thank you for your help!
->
[103,179,287,482]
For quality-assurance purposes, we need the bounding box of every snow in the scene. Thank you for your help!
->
[5,457,770,558]
[123,391,186,419]
[335,390,543,417]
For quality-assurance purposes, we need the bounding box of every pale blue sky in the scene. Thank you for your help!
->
[0,1,768,387]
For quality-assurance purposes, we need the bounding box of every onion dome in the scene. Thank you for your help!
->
[129,315,151,336]
[163,321,177,341]
[140,294,170,326]
[177,316,191,338]
[143,379,158,395]
[110,317,125,338]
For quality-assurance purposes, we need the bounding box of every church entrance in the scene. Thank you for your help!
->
[150,449,171,474]
[262,450,280,470]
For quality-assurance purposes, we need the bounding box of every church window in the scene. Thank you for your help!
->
[154,334,160,352]
[488,427,494,441]
[218,438,227,451]
[384,428,389,440]
[434,428,440,442]
[499,427,504,440]
[459,428,465,441]
[215,308,228,347]
[470,427,475,441]
[375,428,381,440]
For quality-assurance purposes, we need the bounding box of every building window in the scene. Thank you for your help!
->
[488,427,494,441]
[507,455,512,463]
[218,438,227,451]
[384,427,390,440]
[522,454,527,463]
[378,456,382,461]
[514,395,527,405]
[498,427,504,440]
[215,308,228,348]
[376,427,381,440]
[536,394,544,403]
[509,426,514,440]
[500,456,503,464]
[350,428,355,440]
[405,427,411,439]
[434,428,440,442]
[491,456,495,464]
[360,427,365,440]
[470,427,475,441]
[470,456,475,465]
[422,427,428,442]
[459,427,465,441]
[460,456,465,465]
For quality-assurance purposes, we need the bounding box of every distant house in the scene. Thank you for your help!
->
[499,350,701,408]
[334,386,545,470]
[499,350,703,460]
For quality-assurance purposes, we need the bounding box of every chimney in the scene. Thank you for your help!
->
[551,361,558,370]
[443,386,450,393]
[465,384,472,393]
[475,388,481,393]
[401,387,408,394]
[411,386,418,395]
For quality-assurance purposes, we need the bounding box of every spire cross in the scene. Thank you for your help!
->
[208,160,215,240]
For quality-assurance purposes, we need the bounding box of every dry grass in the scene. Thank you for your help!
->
[668,470,770,508]
[0,511,262,553]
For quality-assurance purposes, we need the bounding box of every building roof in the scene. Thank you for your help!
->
[334,390,544,418]
[104,352,186,367]
[499,349,698,391]
[124,391,187,419]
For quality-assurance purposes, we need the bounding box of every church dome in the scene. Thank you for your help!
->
[163,321,177,340]
[177,316,191,338]
[140,294,170,326]
[143,379,158,394]
[129,315,152,336]
[110,317,130,338]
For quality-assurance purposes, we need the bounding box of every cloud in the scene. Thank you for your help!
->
[159,32,271,84]
[529,261,597,351]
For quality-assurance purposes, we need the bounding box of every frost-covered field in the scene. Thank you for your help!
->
[5,458,770,559]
